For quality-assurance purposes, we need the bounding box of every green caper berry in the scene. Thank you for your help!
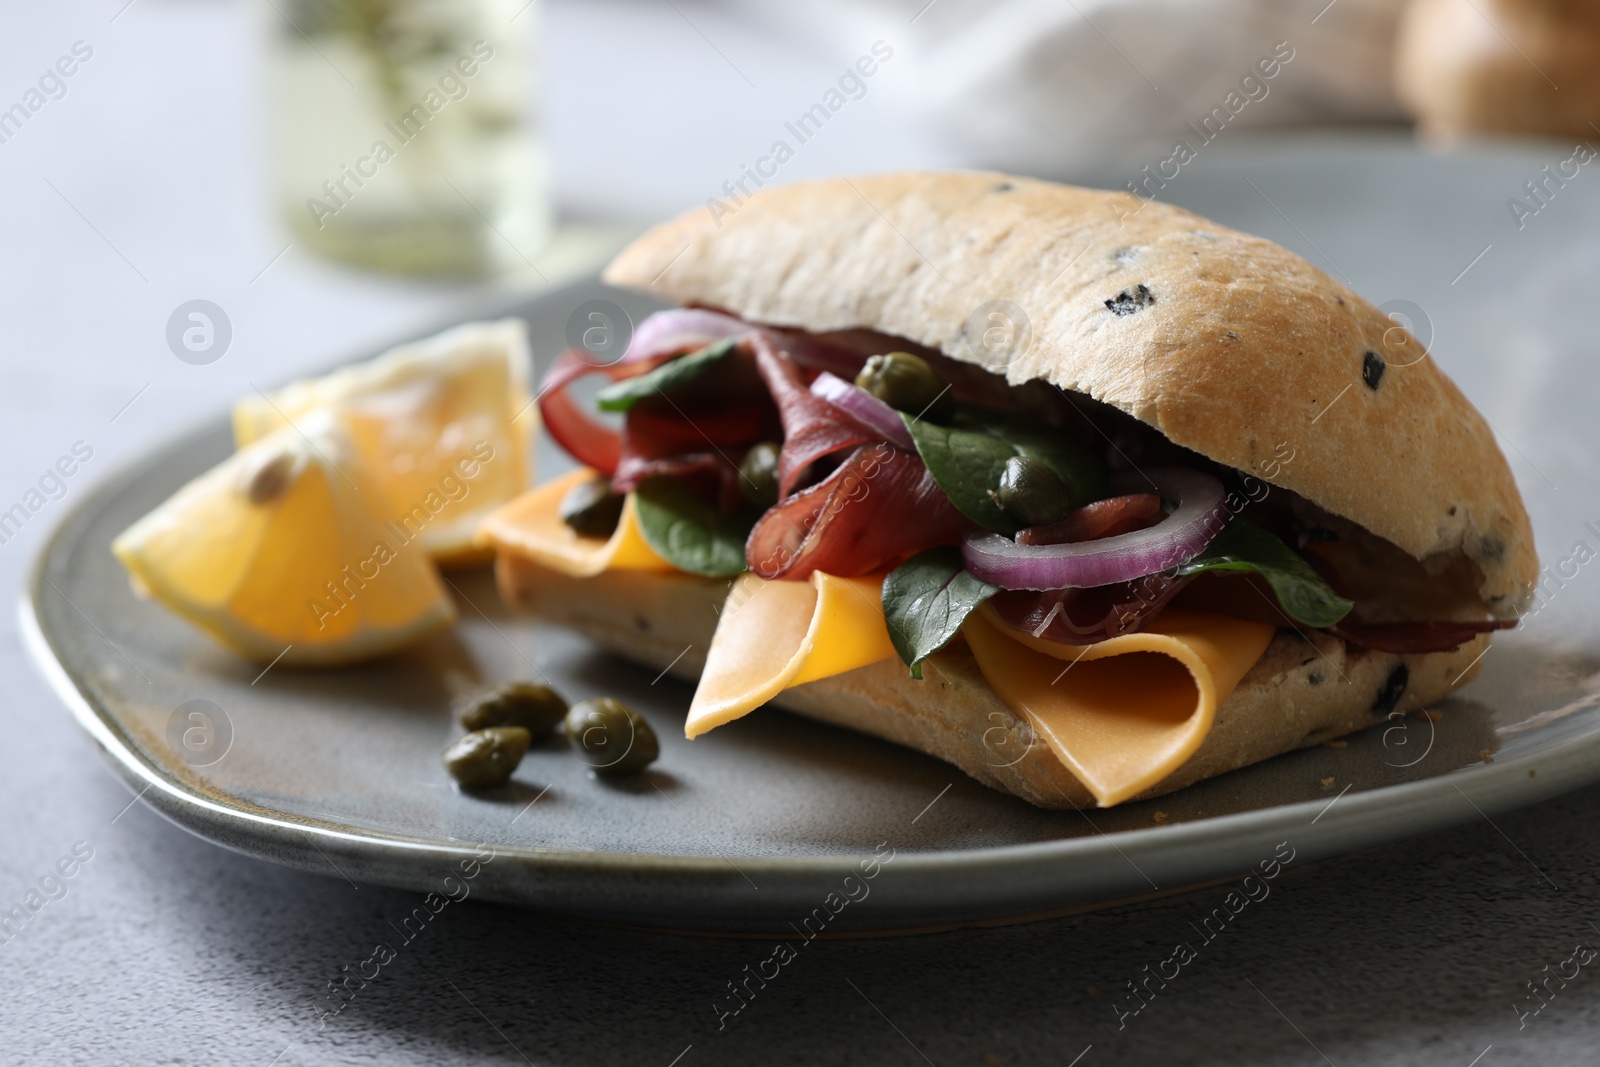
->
[443,727,530,790]
[996,455,1073,527]
[563,697,659,776]
[559,477,624,538]
[854,352,945,415]
[738,442,782,509]
[458,682,568,740]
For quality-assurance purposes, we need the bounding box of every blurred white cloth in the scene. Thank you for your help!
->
[720,0,1408,174]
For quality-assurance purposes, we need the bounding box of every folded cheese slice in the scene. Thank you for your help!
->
[962,607,1275,806]
[476,468,675,577]
[686,571,897,738]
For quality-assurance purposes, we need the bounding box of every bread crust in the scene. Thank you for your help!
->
[1397,0,1600,140]
[602,171,1536,616]
[497,555,1490,809]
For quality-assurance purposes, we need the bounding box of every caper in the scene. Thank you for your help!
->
[559,476,624,538]
[563,697,659,776]
[854,352,946,415]
[738,442,782,509]
[442,727,530,789]
[459,682,568,740]
[996,455,1073,526]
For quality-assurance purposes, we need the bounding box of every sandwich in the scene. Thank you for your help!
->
[478,171,1535,809]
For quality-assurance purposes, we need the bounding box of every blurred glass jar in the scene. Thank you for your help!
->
[267,0,551,277]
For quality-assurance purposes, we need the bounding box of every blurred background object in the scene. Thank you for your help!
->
[241,0,1600,278]
[267,0,551,276]
[1396,0,1600,141]
[717,0,1411,176]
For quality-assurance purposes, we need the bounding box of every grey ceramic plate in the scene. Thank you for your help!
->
[23,135,1600,932]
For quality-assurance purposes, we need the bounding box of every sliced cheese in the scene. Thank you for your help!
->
[963,607,1274,807]
[483,468,1276,808]
[475,468,674,578]
[686,571,897,738]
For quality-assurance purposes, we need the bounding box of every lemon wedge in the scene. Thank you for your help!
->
[112,413,456,666]
[233,319,533,565]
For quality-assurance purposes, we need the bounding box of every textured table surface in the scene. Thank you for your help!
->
[3,2,1597,1065]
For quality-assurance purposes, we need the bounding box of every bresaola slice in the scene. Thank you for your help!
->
[751,333,877,497]
[1017,494,1164,546]
[987,574,1193,644]
[612,356,780,509]
[746,444,971,580]
[613,430,738,514]
[1331,617,1516,654]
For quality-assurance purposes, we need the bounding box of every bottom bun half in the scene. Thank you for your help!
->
[495,554,1490,809]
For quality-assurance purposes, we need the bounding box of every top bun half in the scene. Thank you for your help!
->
[602,170,1536,616]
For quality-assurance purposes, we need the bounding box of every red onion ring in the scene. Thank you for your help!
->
[770,331,869,378]
[630,309,869,377]
[538,350,624,474]
[960,467,1227,590]
[623,308,748,364]
[808,372,915,450]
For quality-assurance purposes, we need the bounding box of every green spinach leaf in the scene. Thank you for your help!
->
[901,408,1108,533]
[632,476,756,577]
[595,338,737,413]
[1176,519,1353,628]
[900,417,1018,531]
[882,547,999,678]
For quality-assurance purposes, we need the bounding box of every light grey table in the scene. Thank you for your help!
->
[3,2,1596,1064]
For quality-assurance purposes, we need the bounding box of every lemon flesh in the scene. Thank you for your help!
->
[234,319,533,565]
[112,416,456,666]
